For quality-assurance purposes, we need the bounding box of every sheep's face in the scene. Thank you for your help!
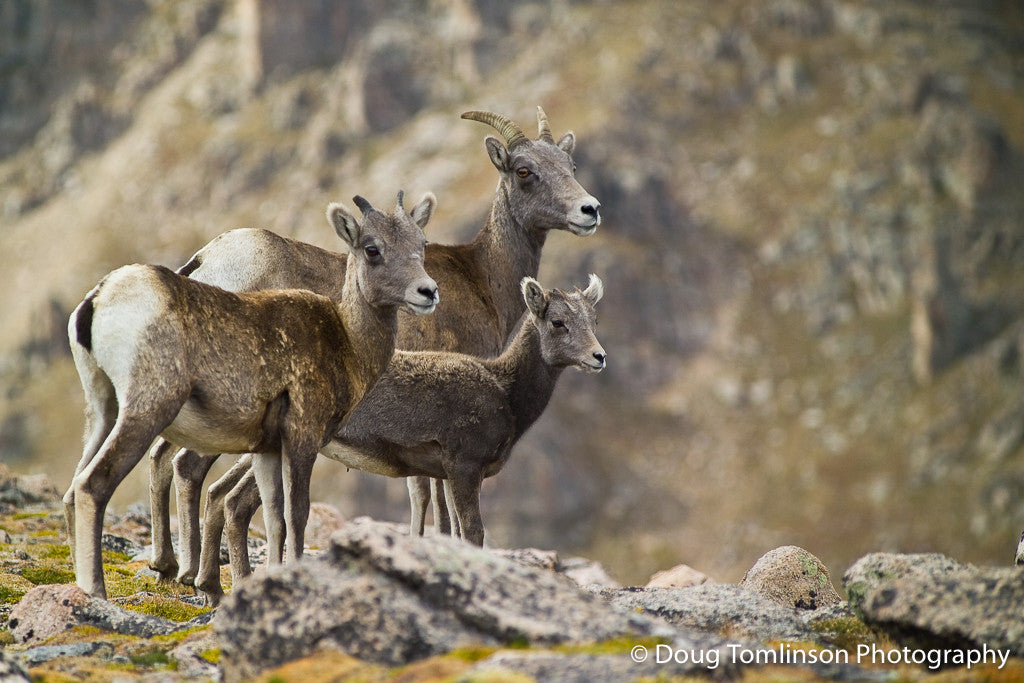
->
[522,275,606,373]
[327,193,439,315]
[467,108,601,236]
[487,135,601,236]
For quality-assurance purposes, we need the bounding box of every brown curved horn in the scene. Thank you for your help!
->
[536,106,553,143]
[461,110,528,148]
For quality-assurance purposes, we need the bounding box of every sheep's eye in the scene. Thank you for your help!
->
[551,319,566,329]
[364,245,381,258]
[572,163,578,174]
[516,167,530,179]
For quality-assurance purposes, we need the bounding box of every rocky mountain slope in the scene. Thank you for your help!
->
[1,0,1023,586]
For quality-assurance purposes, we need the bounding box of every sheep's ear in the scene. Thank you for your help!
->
[411,192,437,230]
[327,202,361,248]
[557,131,575,155]
[582,273,604,306]
[484,136,511,172]
[521,277,548,318]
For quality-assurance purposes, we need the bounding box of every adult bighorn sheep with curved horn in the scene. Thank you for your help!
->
[150,107,600,604]
[64,192,437,599]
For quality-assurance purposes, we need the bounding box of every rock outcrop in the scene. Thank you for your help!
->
[844,552,1024,654]
[214,518,673,679]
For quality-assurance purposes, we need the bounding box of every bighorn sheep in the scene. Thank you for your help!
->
[64,192,437,599]
[216,274,605,572]
[150,107,600,595]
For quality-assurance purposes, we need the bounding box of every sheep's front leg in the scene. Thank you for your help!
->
[282,443,317,563]
[251,452,284,565]
[431,477,453,535]
[407,477,430,536]
[173,448,218,585]
[448,469,485,546]
[441,479,462,540]
[195,454,251,607]
[147,438,179,580]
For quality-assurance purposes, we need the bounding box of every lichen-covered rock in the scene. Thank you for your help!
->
[598,584,821,643]
[492,547,560,571]
[740,545,842,610]
[843,552,1024,654]
[215,518,671,680]
[18,641,104,667]
[647,563,712,588]
[8,584,204,645]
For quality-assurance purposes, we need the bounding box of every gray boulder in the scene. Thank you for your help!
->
[215,518,672,680]
[741,545,843,610]
[844,552,1024,653]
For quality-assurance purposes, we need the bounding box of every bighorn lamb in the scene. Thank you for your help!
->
[217,274,605,565]
[64,193,437,599]
[151,107,600,590]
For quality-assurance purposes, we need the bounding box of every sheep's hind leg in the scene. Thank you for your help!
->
[173,448,217,585]
[195,455,251,606]
[225,467,262,583]
[74,410,177,598]
[147,438,179,580]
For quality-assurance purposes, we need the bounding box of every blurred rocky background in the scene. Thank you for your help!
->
[1,0,1022,585]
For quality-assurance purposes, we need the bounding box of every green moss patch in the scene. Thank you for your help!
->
[39,544,71,560]
[811,616,881,652]
[553,635,674,656]
[119,594,211,623]
[0,572,35,603]
[21,564,76,585]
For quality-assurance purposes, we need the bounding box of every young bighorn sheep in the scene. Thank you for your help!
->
[149,107,600,592]
[64,192,437,599]
[221,275,605,561]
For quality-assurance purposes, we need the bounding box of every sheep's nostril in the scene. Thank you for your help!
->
[593,352,606,364]
[581,204,599,218]
[418,286,437,302]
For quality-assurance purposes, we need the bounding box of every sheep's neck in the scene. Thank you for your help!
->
[492,317,563,441]
[472,186,546,341]
[339,258,399,399]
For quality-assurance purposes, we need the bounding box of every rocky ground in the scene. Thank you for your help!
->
[2,466,1022,682]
